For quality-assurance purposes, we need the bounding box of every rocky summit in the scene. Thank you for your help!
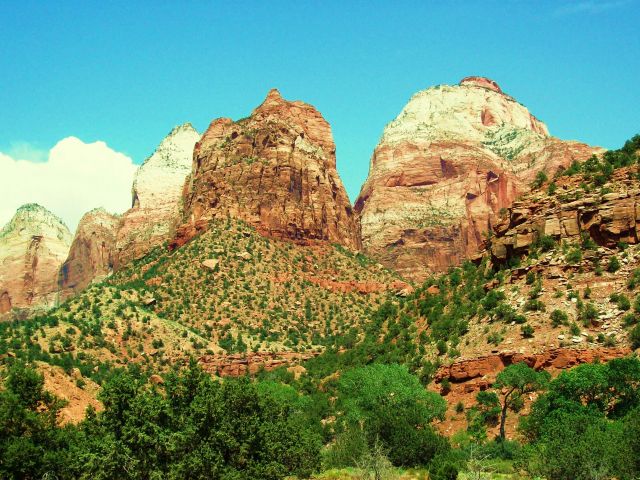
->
[0,204,72,314]
[58,208,120,300]
[115,123,200,268]
[172,89,360,250]
[355,76,601,281]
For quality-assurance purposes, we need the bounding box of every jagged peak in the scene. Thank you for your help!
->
[264,88,283,103]
[80,207,121,219]
[253,88,290,114]
[459,76,503,93]
[138,123,200,171]
[168,122,199,137]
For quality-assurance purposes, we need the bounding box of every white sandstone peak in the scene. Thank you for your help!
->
[1,203,71,240]
[380,77,549,148]
[132,124,200,209]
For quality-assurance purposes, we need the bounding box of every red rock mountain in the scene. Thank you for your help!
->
[0,204,72,315]
[172,89,360,250]
[355,76,602,281]
[58,208,120,300]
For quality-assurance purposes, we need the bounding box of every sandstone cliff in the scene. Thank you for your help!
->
[115,123,200,268]
[172,89,360,250]
[355,76,601,281]
[58,208,120,300]
[0,204,72,314]
[489,166,640,261]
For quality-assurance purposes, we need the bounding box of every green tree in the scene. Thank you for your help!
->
[74,361,322,479]
[0,362,74,480]
[493,363,549,440]
[336,363,448,466]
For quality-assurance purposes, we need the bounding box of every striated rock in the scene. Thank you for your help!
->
[58,208,120,300]
[489,167,640,261]
[115,123,200,268]
[0,204,72,314]
[198,351,320,377]
[172,89,360,250]
[355,76,601,281]
[435,346,630,384]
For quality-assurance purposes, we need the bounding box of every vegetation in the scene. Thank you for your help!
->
[519,356,640,479]
[1,360,321,479]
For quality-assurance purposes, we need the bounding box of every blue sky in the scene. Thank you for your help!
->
[1,0,639,208]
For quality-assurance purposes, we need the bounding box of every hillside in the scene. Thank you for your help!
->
[0,217,401,416]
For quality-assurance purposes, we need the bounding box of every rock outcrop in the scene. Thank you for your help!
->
[198,351,320,377]
[0,204,72,314]
[355,76,601,281]
[434,346,630,385]
[58,208,120,300]
[489,167,640,261]
[115,123,200,268]
[172,89,360,250]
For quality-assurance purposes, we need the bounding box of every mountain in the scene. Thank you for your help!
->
[114,123,200,268]
[172,89,360,250]
[58,208,120,300]
[355,76,602,281]
[0,204,72,314]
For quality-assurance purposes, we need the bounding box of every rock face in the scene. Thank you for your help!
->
[172,89,360,250]
[58,208,120,300]
[434,346,630,385]
[0,204,72,314]
[115,123,200,268]
[355,76,601,280]
[489,167,640,261]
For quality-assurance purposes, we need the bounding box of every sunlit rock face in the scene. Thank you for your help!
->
[58,208,120,300]
[355,76,601,281]
[172,89,360,250]
[114,123,200,268]
[0,204,72,314]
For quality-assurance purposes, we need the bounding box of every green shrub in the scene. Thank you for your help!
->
[610,293,631,311]
[631,324,640,350]
[607,255,621,273]
[565,248,582,264]
[521,324,535,338]
[532,171,548,189]
[550,309,569,327]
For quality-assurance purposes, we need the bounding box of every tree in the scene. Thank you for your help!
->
[493,362,549,440]
[0,362,73,480]
[336,363,448,466]
[522,409,630,480]
[518,356,640,479]
[73,362,322,479]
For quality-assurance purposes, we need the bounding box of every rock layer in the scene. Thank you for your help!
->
[115,123,200,268]
[489,167,640,261]
[58,208,120,300]
[0,204,72,314]
[355,77,601,280]
[172,89,360,250]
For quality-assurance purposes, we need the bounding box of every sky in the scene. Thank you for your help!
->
[1,0,639,231]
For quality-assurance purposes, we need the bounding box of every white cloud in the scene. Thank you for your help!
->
[0,137,138,233]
